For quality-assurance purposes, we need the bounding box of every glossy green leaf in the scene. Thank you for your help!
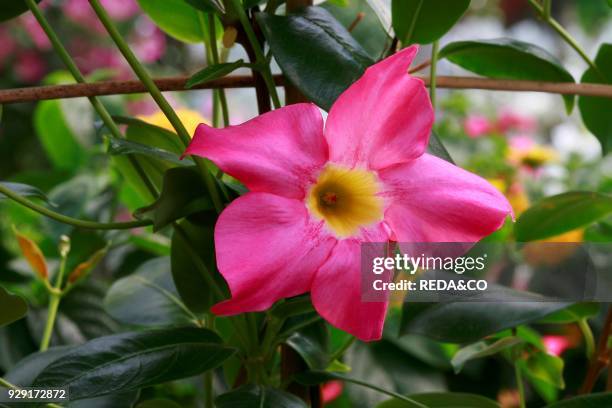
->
[515,192,612,241]
[401,285,571,343]
[518,351,565,389]
[257,6,373,111]
[186,60,246,88]
[538,303,600,324]
[113,116,184,154]
[285,321,329,370]
[322,0,390,58]
[0,286,28,328]
[428,132,454,164]
[451,337,522,374]
[134,166,213,231]
[0,182,48,202]
[578,43,612,153]
[107,137,186,166]
[545,392,612,407]
[215,385,308,408]
[104,258,199,327]
[0,0,41,22]
[391,0,470,45]
[33,327,236,400]
[34,100,85,171]
[440,39,576,113]
[137,0,206,43]
[4,346,140,408]
[377,392,501,408]
[182,0,225,14]
[171,219,225,313]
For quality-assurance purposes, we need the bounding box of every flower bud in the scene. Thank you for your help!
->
[59,235,71,258]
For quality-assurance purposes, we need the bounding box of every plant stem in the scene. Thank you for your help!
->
[527,0,601,75]
[0,184,152,230]
[578,318,596,359]
[580,305,612,394]
[40,252,68,351]
[229,0,281,109]
[430,41,439,110]
[206,13,230,126]
[88,0,223,213]
[514,362,526,408]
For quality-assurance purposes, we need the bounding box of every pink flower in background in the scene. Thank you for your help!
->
[0,28,17,69]
[21,14,51,50]
[542,335,571,357]
[130,18,166,63]
[101,0,139,21]
[14,51,47,83]
[185,46,512,341]
[496,109,536,133]
[322,381,343,405]
[464,114,491,138]
[64,0,105,33]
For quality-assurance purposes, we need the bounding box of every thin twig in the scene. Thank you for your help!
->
[2,75,612,105]
[580,305,612,394]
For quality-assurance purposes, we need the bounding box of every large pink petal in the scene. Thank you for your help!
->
[184,103,327,199]
[324,46,433,170]
[380,154,513,242]
[311,223,390,341]
[211,193,336,315]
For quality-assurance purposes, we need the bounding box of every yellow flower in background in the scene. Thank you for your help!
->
[139,109,208,136]
[507,136,557,170]
[488,178,530,216]
[522,228,584,266]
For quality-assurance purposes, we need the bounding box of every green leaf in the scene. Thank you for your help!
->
[0,286,28,328]
[33,327,236,400]
[377,392,501,408]
[538,303,600,324]
[107,137,186,166]
[0,182,48,202]
[545,392,612,407]
[400,285,571,343]
[427,132,454,163]
[215,385,308,408]
[578,43,612,153]
[257,6,374,110]
[391,0,470,45]
[34,100,86,171]
[134,166,213,231]
[137,0,206,43]
[104,257,199,327]
[515,191,612,241]
[451,337,522,374]
[322,0,390,59]
[171,219,225,313]
[113,116,184,154]
[137,398,183,408]
[518,350,565,389]
[440,39,576,113]
[182,0,225,14]
[285,321,329,370]
[4,346,140,408]
[0,0,41,22]
[186,60,246,88]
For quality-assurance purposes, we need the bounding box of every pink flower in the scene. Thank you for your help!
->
[0,27,17,69]
[21,14,51,50]
[464,114,491,138]
[64,0,138,29]
[130,18,166,63]
[542,335,571,357]
[321,380,343,404]
[184,46,512,341]
[14,51,47,83]
[496,109,536,134]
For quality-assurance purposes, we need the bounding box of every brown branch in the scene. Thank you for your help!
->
[580,305,612,394]
[2,75,612,105]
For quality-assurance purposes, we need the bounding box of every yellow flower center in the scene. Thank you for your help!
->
[307,165,384,238]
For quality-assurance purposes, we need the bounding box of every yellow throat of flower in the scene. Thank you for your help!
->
[307,165,384,238]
